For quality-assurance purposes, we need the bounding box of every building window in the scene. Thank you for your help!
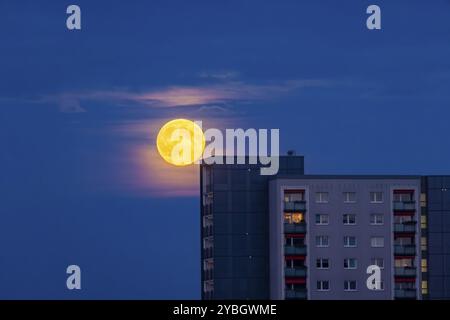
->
[344,236,357,247]
[317,280,330,291]
[422,281,428,295]
[284,191,305,202]
[344,258,357,269]
[316,235,329,247]
[395,258,413,267]
[316,258,330,269]
[344,280,357,291]
[420,193,427,207]
[370,214,384,225]
[343,214,356,225]
[371,237,384,248]
[315,192,329,203]
[284,213,304,224]
[421,259,428,273]
[203,258,214,271]
[371,258,384,269]
[370,192,383,203]
[393,192,413,202]
[203,236,214,249]
[421,237,427,251]
[315,214,329,225]
[344,192,356,203]
[421,215,427,229]
[204,280,214,293]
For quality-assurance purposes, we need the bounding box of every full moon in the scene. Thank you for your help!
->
[156,119,205,166]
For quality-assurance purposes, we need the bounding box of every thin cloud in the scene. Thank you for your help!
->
[42,78,331,111]
[2,78,331,112]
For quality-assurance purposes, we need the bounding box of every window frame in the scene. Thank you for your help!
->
[370,192,384,203]
[344,258,358,269]
[370,237,385,248]
[315,214,329,225]
[316,235,330,247]
[343,192,356,203]
[315,192,329,204]
[344,280,358,291]
[343,214,356,225]
[317,280,330,291]
[343,236,357,248]
[370,213,384,225]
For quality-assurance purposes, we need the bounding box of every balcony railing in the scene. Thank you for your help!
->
[394,267,417,277]
[203,226,213,236]
[393,201,416,211]
[285,289,307,300]
[394,245,416,256]
[203,247,213,258]
[284,222,307,234]
[394,222,417,233]
[284,201,307,212]
[284,245,307,255]
[395,289,416,299]
[284,267,307,277]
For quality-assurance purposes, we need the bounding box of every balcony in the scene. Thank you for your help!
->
[394,267,417,277]
[284,245,307,255]
[393,201,416,211]
[284,222,307,234]
[285,289,307,300]
[394,222,417,233]
[203,247,213,258]
[285,267,307,277]
[394,245,416,256]
[284,201,307,212]
[394,289,416,299]
[203,226,213,236]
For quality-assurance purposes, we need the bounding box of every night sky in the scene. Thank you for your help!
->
[1,0,450,299]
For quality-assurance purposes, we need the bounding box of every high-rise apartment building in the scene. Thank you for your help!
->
[200,155,450,300]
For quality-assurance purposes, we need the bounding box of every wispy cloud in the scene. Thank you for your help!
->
[198,70,240,80]
[36,78,331,112]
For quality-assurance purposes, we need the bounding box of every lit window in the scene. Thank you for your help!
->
[343,214,356,225]
[370,192,383,203]
[315,214,329,225]
[344,192,356,203]
[421,215,427,229]
[284,213,304,224]
[422,281,428,295]
[316,258,330,269]
[344,258,357,269]
[317,280,330,291]
[421,259,428,273]
[371,258,384,269]
[316,236,329,247]
[315,192,329,203]
[370,214,384,225]
[420,193,427,207]
[371,237,384,248]
[395,258,413,267]
[344,236,357,247]
[344,280,357,291]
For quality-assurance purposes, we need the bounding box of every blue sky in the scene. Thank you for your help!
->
[1,0,450,298]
